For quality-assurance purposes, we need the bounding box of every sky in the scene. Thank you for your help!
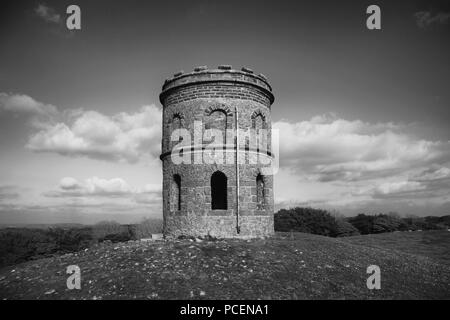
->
[0,0,449,224]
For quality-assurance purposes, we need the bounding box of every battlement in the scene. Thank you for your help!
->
[160,65,274,104]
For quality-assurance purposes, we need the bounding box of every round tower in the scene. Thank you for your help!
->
[159,65,275,238]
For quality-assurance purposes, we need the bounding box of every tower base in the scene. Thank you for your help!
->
[164,213,274,239]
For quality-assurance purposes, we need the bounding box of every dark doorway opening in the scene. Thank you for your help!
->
[211,171,227,210]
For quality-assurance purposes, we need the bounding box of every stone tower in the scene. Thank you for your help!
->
[159,65,275,238]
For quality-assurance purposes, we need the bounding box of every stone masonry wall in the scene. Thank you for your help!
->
[160,66,275,238]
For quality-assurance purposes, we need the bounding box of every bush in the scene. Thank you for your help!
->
[0,229,51,266]
[0,219,165,268]
[0,227,94,268]
[274,207,339,237]
[47,227,94,252]
[347,214,406,234]
[372,214,406,233]
[132,218,163,239]
[346,214,450,234]
[335,218,360,237]
[91,221,126,239]
[100,232,133,243]
[346,214,374,234]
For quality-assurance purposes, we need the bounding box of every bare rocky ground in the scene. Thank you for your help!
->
[1,232,449,299]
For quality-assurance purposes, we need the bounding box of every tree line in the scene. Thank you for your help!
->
[274,207,450,237]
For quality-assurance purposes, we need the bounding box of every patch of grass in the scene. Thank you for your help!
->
[339,230,450,266]
[0,231,449,299]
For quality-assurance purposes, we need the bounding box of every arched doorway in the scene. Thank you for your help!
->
[211,171,227,210]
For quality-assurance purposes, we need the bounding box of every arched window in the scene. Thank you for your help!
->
[171,174,181,211]
[205,110,227,144]
[252,114,265,130]
[171,114,183,145]
[252,114,267,151]
[211,171,227,210]
[205,110,227,131]
[172,114,182,128]
[256,174,265,210]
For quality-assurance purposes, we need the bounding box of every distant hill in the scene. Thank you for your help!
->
[1,231,449,299]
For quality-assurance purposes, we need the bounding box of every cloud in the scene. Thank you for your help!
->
[373,181,426,196]
[1,92,162,163]
[0,93,57,116]
[46,176,161,200]
[0,186,20,201]
[26,105,161,163]
[272,115,450,214]
[273,114,449,182]
[59,177,82,190]
[0,92,60,131]
[413,165,450,181]
[64,176,133,196]
[35,4,61,24]
[414,11,450,29]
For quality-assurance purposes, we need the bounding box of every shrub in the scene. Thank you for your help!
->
[0,228,53,266]
[274,207,339,237]
[91,221,126,240]
[372,214,406,233]
[100,232,133,243]
[0,227,94,268]
[347,214,408,234]
[335,218,360,237]
[132,218,163,239]
[47,227,94,252]
[347,214,374,234]
[345,214,450,234]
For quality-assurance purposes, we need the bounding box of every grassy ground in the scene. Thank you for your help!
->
[0,231,449,299]
[339,230,450,266]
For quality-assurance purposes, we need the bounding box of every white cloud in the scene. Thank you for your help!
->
[47,176,131,197]
[0,93,58,116]
[140,183,163,193]
[373,181,426,196]
[35,4,61,24]
[413,165,450,181]
[1,93,162,163]
[414,11,450,29]
[47,176,161,199]
[272,115,450,214]
[59,177,81,190]
[273,114,449,182]
[83,177,132,195]
[26,105,162,163]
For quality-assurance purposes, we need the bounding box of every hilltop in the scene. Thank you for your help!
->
[1,231,449,299]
